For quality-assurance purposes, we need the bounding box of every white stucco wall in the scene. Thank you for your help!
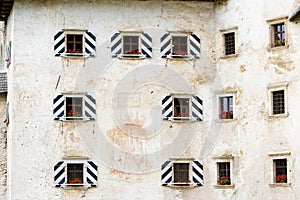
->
[4,0,300,199]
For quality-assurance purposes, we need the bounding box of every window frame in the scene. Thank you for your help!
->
[62,159,89,187]
[66,163,84,185]
[122,33,142,57]
[64,95,85,121]
[172,96,191,121]
[268,83,288,118]
[213,156,234,188]
[220,27,238,58]
[173,162,191,185]
[268,152,291,187]
[216,92,236,121]
[64,30,86,57]
[267,17,288,49]
[171,34,189,58]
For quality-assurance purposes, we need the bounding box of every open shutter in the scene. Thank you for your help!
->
[189,33,201,58]
[161,161,172,186]
[54,31,65,56]
[111,32,122,57]
[162,95,172,120]
[5,41,11,67]
[86,161,98,186]
[53,95,64,120]
[192,96,203,121]
[192,160,203,186]
[160,33,171,58]
[54,161,66,187]
[85,31,96,56]
[84,95,96,120]
[141,33,152,58]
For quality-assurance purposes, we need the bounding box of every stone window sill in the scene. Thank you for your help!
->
[269,183,291,188]
[213,184,235,189]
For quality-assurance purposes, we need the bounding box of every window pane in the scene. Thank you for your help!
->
[220,96,233,119]
[66,97,83,118]
[274,159,287,183]
[174,98,190,117]
[174,163,189,182]
[172,36,188,55]
[272,90,285,114]
[67,163,83,184]
[123,36,139,54]
[66,34,83,53]
[217,162,231,185]
[224,32,235,55]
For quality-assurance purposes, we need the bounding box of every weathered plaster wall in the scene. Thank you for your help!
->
[5,0,300,199]
[0,93,7,199]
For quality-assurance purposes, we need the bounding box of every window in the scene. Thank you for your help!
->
[67,163,84,184]
[217,162,231,185]
[267,17,287,48]
[173,163,190,184]
[66,34,83,55]
[53,94,96,121]
[160,32,201,58]
[161,159,203,187]
[224,32,235,55]
[172,36,188,56]
[268,83,288,117]
[162,95,203,121]
[111,32,152,58]
[272,90,285,115]
[219,96,233,119]
[54,30,96,57]
[274,159,287,183]
[273,23,285,47]
[54,159,97,188]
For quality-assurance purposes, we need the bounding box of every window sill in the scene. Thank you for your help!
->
[118,54,146,60]
[60,53,91,59]
[213,184,235,189]
[58,117,92,121]
[220,54,238,59]
[166,117,201,122]
[268,112,289,119]
[215,118,236,123]
[61,184,92,190]
[268,45,289,51]
[166,54,197,60]
[269,183,291,188]
[164,183,198,188]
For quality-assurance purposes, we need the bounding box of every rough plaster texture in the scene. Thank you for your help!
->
[0,93,7,199]
[3,0,300,199]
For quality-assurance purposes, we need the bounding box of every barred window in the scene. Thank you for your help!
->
[67,163,84,184]
[274,159,287,183]
[66,34,83,54]
[174,163,189,183]
[272,90,285,115]
[224,32,235,55]
[172,36,188,55]
[217,162,231,185]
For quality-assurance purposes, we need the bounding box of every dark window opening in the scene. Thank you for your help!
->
[65,97,83,119]
[66,34,83,55]
[272,90,285,115]
[67,163,84,184]
[224,32,235,55]
[174,163,189,184]
[220,96,233,119]
[173,98,190,119]
[217,162,231,185]
[123,36,140,55]
[273,23,285,47]
[172,36,188,56]
[274,159,287,183]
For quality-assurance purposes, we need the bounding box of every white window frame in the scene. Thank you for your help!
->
[172,95,192,121]
[268,152,291,187]
[63,30,86,57]
[216,92,236,122]
[267,17,288,49]
[268,83,288,118]
[64,94,85,121]
[220,27,238,58]
[170,158,194,187]
[61,158,90,188]
[213,156,234,189]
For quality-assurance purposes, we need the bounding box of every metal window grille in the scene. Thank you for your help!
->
[174,163,189,183]
[224,32,235,55]
[67,163,84,184]
[272,90,285,114]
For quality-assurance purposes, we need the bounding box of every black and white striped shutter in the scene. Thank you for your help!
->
[53,95,64,120]
[189,33,201,58]
[86,161,98,186]
[111,32,122,57]
[54,161,66,187]
[85,31,96,56]
[160,33,171,58]
[141,33,152,58]
[84,95,96,120]
[161,161,172,186]
[162,95,172,120]
[192,96,203,121]
[192,160,203,186]
[54,31,65,56]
